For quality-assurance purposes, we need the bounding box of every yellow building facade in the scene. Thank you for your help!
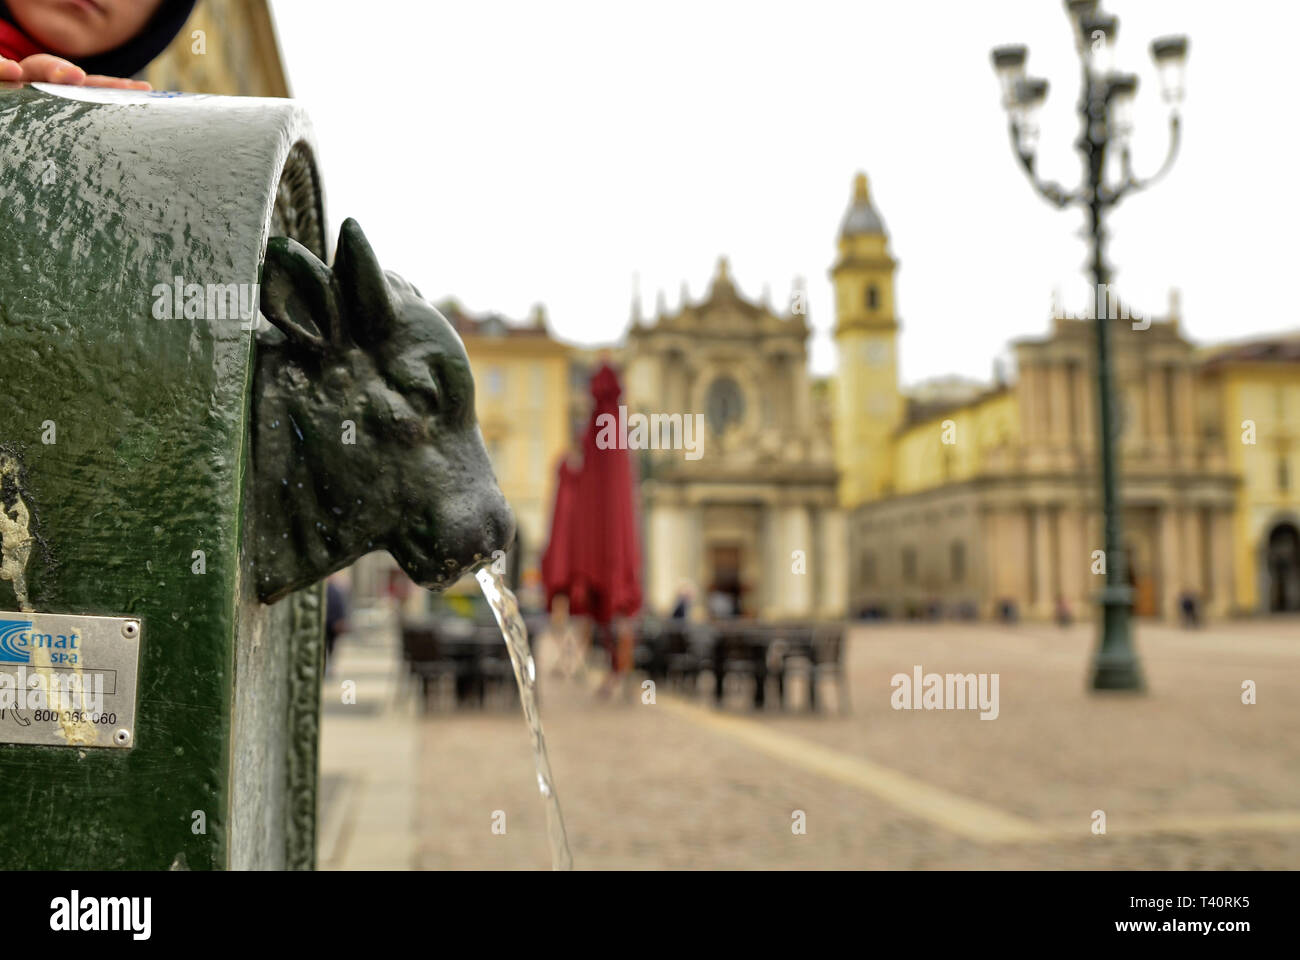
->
[1199,339,1300,612]
[890,389,1018,495]
[831,171,1284,622]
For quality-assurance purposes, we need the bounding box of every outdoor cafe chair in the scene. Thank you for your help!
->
[766,622,815,709]
[469,625,518,708]
[809,623,850,714]
[711,626,771,710]
[634,618,670,683]
[659,622,704,693]
[399,621,459,713]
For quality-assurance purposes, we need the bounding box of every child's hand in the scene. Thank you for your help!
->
[0,54,151,90]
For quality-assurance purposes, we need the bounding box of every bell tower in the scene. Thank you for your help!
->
[831,172,903,507]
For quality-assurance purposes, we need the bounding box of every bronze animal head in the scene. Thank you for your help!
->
[252,218,514,603]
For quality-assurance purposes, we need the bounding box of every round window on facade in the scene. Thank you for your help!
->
[706,377,745,435]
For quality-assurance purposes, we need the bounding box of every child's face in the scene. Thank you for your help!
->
[8,0,165,58]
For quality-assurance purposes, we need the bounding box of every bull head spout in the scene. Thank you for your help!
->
[252,218,515,604]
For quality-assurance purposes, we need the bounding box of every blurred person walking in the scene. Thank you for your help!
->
[670,579,695,620]
[325,573,349,676]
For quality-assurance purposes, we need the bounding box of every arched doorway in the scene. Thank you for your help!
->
[1265,522,1300,612]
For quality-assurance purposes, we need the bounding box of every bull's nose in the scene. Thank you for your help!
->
[486,495,516,557]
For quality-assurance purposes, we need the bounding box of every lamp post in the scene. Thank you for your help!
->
[991,2,1188,691]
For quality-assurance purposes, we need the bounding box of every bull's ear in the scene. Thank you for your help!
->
[333,218,398,347]
[259,236,340,351]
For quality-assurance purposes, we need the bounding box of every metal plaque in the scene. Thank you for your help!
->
[0,612,142,749]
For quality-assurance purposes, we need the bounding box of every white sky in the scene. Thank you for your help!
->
[271,0,1299,385]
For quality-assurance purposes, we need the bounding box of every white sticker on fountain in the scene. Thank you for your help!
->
[31,83,213,106]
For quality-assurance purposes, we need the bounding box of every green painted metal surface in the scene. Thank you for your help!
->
[0,84,323,869]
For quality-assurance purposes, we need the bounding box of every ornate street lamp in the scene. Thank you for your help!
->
[991,3,1189,691]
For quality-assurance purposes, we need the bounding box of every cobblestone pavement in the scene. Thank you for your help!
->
[321,616,1300,869]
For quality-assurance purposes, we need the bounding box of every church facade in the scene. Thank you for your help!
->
[622,262,847,620]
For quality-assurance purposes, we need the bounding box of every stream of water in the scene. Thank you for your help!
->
[476,566,574,871]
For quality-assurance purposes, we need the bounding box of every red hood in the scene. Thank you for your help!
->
[0,18,40,62]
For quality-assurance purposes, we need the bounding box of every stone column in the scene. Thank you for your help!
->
[982,506,1002,617]
[1030,505,1054,619]
[647,500,682,614]
[1009,508,1033,615]
[1211,508,1235,617]
[814,508,847,618]
[1157,505,1180,621]
[987,505,1028,616]
[1022,508,1037,615]
[783,504,814,618]
[1180,507,1203,600]
[1057,507,1085,613]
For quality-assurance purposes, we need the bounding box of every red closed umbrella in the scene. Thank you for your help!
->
[541,363,642,624]
[540,455,580,612]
